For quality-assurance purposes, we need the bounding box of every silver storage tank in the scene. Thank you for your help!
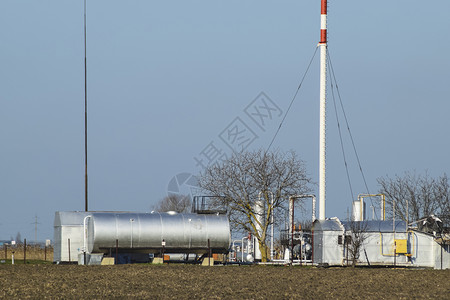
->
[87,212,231,254]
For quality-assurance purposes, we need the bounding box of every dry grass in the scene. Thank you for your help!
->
[2,245,53,262]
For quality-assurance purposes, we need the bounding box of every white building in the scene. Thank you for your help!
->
[313,218,450,269]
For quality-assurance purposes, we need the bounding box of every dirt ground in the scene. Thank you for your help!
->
[0,264,448,299]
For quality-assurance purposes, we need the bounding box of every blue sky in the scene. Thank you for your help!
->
[1,1,449,241]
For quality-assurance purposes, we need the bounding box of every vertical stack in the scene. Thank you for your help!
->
[319,0,328,221]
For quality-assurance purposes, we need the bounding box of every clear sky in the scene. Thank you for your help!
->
[1,1,449,241]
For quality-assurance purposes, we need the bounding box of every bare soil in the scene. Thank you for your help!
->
[0,264,448,299]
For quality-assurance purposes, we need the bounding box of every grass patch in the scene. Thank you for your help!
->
[0,259,53,265]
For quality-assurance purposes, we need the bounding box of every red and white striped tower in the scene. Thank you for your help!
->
[318,0,328,221]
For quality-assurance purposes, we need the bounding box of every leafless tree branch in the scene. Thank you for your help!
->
[198,149,312,261]
[377,171,449,226]
[153,194,191,213]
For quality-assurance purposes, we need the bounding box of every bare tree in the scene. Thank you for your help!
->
[198,149,312,262]
[346,221,369,267]
[154,194,191,213]
[377,171,450,227]
[434,174,450,227]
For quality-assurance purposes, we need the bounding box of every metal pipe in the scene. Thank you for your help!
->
[311,228,314,264]
[289,195,317,222]
[68,238,71,263]
[408,231,416,258]
[357,194,386,221]
[162,239,165,260]
[406,198,409,231]
[255,192,265,261]
[84,0,88,212]
[231,240,241,262]
[259,191,275,261]
[83,215,92,255]
[291,198,294,264]
[248,234,252,259]
[208,239,211,266]
[270,192,274,261]
[130,218,135,248]
[379,233,397,257]
[393,196,396,266]
[241,237,248,262]
[23,239,26,264]
[231,240,235,261]
[360,195,364,221]
[346,236,349,266]
[83,215,92,264]
[394,241,397,267]
[115,239,118,265]
[300,236,303,267]
[312,195,316,222]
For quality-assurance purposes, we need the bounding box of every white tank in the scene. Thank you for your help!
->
[352,200,366,221]
[86,212,231,254]
[254,199,265,260]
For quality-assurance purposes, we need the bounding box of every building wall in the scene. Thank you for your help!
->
[323,231,343,265]
[410,231,435,268]
[313,231,323,264]
[314,225,449,269]
[359,232,409,266]
[54,211,91,263]
[432,236,450,269]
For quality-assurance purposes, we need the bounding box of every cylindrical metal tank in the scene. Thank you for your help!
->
[254,198,265,260]
[87,212,231,254]
[352,200,366,221]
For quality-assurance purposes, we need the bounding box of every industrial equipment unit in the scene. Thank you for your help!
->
[54,211,231,264]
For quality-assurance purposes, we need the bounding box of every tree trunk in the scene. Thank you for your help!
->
[258,240,268,262]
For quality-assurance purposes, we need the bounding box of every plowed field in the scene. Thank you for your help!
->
[0,264,448,299]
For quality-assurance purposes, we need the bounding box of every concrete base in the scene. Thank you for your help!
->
[202,257,215,266]
[152,257,164,264]
[101,257,115,265]
[78,253,103,265]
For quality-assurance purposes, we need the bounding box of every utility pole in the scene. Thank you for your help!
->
[31,215,41,244]
[84,0,88,212]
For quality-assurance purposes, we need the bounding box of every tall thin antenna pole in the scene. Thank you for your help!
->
[34,215,39,244]
[84,0,88,212]
[318,0,328,220]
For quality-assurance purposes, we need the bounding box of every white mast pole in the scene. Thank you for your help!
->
[319,0,328,221]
